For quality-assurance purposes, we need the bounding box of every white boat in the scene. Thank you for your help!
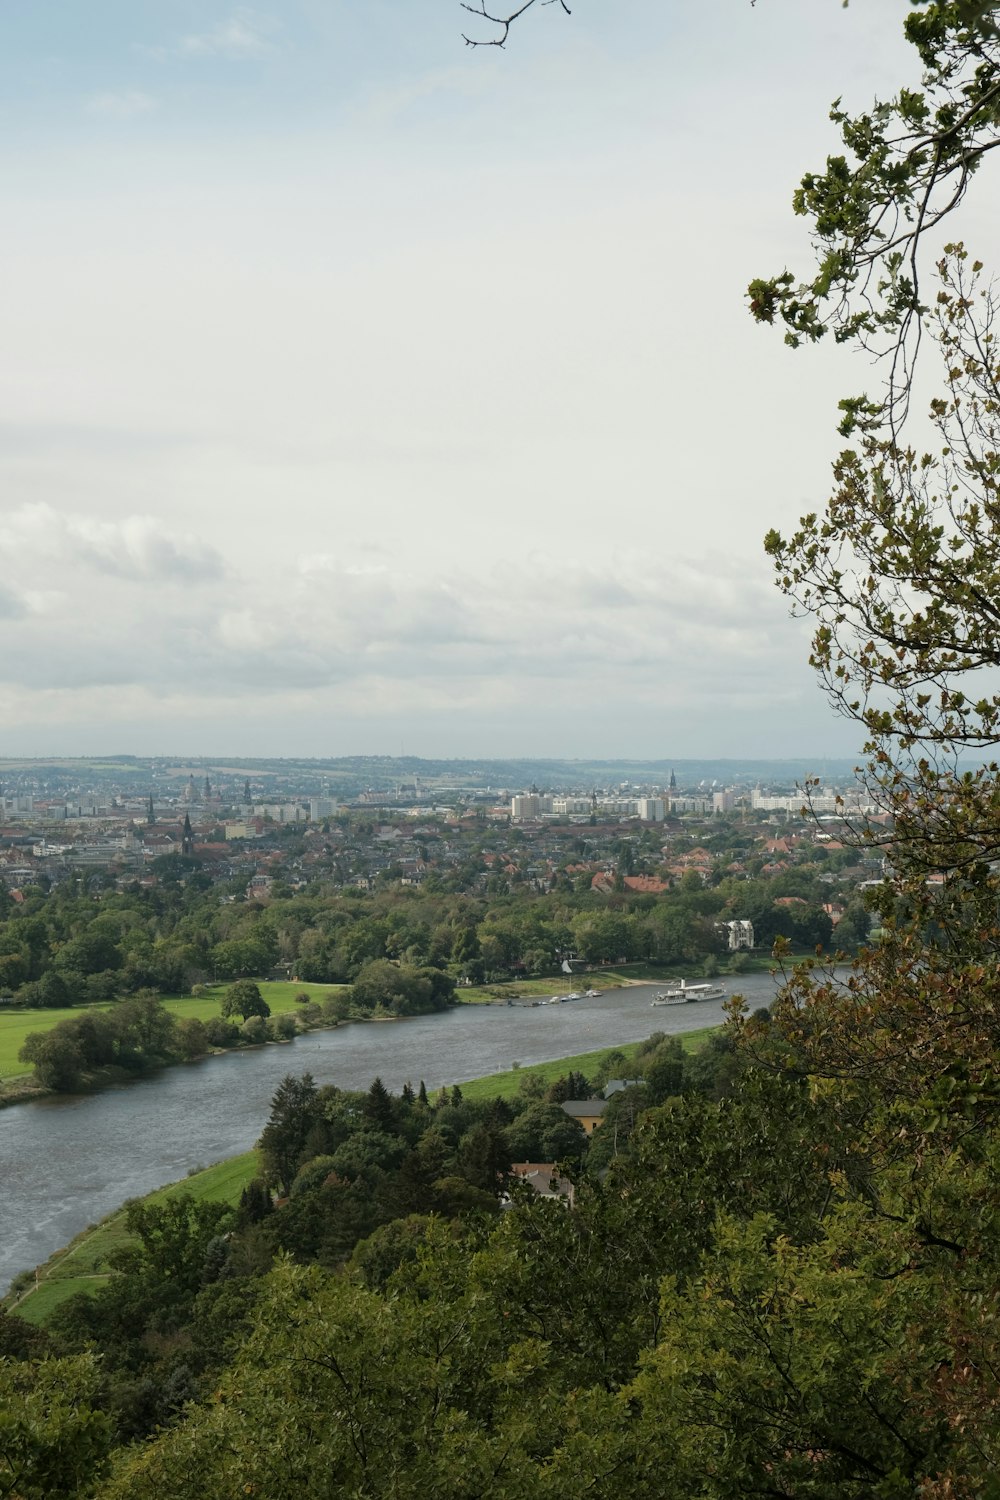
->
[651,979,727,1007]
[584,988,600,997]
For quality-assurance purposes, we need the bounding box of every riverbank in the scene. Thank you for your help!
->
[457,956,779,1005]
[0,960,770,1107]
[0,980,344,1076]
[6,1153,261,1326]
[5,1022,721,1325]
[455,1024,718,1102]
[0,980,358,1108]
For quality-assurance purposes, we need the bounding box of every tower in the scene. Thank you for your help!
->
[182,813,194,857]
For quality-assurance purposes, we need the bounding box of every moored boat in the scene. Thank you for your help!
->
[651,978,727,1006]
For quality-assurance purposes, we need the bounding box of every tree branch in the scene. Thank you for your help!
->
[461,0,570,49]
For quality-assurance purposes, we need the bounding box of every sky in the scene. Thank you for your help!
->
[0,1,934,760]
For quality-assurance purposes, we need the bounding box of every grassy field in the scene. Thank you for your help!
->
[8,1151,260,1326]
[456,1026,718,1102]
[161,981,344,1025]
[0,1005,103,1079]
[0,981,346,1082]
[459,968,643,1004]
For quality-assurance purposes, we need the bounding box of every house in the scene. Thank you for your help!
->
[716,919,755,951]
[508,1163,575,1206]
[603,1078,644,1097]
[560,1099,606,1135]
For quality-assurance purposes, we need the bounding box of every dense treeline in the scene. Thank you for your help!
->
[2,1032,733,1476]
[0,844,852,1010]
[7,942,1000,1497]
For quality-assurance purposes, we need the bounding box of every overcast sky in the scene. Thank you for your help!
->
[0,2,931,759]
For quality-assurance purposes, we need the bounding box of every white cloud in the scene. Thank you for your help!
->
[85,90,157,120]
[0,544,801,703]
[1,505,224,584]
[0,0,912,757]
[178,10,276,59]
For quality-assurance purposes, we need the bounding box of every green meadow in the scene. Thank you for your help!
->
[0,981,346,1082]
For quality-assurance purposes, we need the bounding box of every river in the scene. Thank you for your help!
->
[1,972,784,1292]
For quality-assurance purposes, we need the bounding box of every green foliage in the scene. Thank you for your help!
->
[348,958,455,1016]
[17,996,182,1091]
[750,7,1000,414]
[0,1354,111,1499]
[257,1073,321,1193]
[220,979,270,1021]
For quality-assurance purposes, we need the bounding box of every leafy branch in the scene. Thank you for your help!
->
[749,4,1000,431]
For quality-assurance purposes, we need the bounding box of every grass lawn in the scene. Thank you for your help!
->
[9,1151,259,1326]
[0,981,347,1081]
[456,1025,718,1102]
[459,965,668,1004]
[0,1005,113,1080]
[161,980,345,1025]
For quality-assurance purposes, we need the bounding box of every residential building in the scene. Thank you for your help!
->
[560,1099,607,1135]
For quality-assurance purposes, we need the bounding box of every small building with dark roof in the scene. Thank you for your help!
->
[560,1099,607,1135]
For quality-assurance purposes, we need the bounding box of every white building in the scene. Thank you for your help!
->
[669,796,712,814]
[717,919,755,950]
[551,797,593,816]
[637,797,665,822]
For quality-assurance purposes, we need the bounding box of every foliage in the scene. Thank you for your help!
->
[220,979,270,1021]
[348,958,455,1016]
[18,996,182,1092]
[749,4,1000,428]
[0,1354,111,1499]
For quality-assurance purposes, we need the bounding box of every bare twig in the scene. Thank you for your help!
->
[461,0,570,49]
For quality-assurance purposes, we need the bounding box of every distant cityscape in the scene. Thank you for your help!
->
[0,759,881,967]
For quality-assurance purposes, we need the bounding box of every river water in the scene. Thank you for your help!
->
[1,973,784,1292]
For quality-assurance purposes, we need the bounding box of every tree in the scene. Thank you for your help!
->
[743,18,1000,1479]
[0,1354,111,1499]
[175,1016,208,1060]
[348,959,453,1017]
[364,1076,395,1131]
[221,979,270,1022]
[19,1026,85,1092]
[258,1073,321,1193]
[749,4,1000,430]
[113,993,178,1062]
[768,250,1000,879]
[111,1193,233,1297]
[643,1036,687,1106]
[461,0,571,49]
